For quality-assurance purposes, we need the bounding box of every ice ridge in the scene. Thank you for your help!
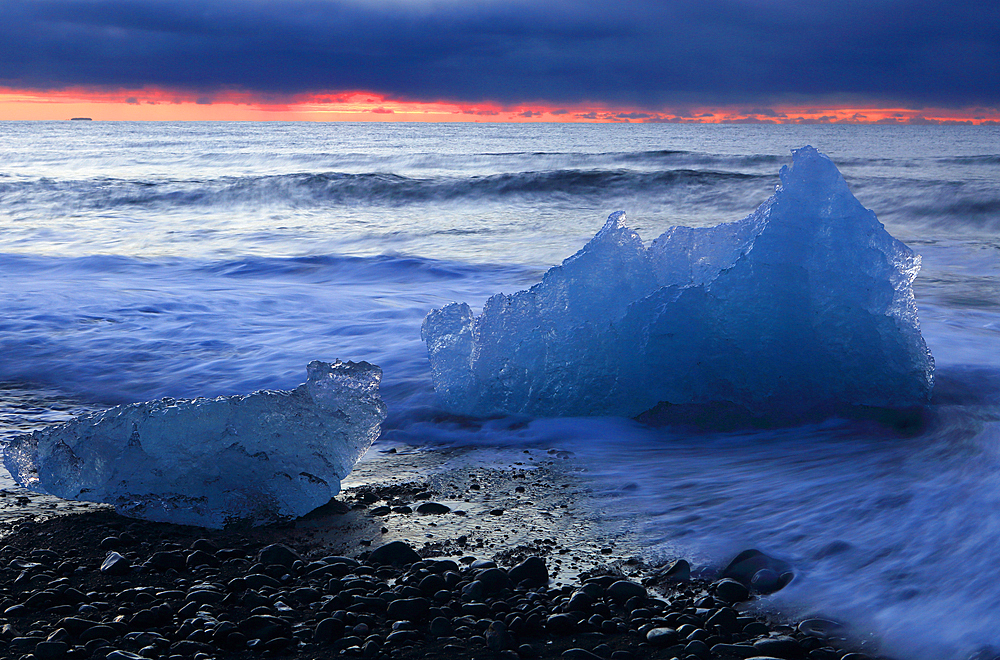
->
[422,146,934,421]
[3,360,386,528]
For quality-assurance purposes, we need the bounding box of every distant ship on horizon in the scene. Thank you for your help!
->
[70,117,92,121]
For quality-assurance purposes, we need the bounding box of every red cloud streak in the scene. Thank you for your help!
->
[1,87,998,125]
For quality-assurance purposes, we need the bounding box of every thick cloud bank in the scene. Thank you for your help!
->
[422,147,934,421]
[1,0,998,108]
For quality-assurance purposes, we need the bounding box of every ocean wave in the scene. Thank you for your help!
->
[0,168,771,212]
[937,155,1000,165]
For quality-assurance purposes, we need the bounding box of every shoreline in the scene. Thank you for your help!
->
[0,447,886,660]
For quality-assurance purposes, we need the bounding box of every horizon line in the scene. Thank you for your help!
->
[2,87,999,125]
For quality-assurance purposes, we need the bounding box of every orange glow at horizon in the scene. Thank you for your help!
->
[1,87,998,125]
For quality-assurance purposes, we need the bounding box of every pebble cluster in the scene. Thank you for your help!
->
[0,515,883,660]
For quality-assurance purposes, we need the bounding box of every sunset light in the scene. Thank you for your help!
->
[3,87,998,124]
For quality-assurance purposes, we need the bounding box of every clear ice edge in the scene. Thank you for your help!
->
[422,146,935,421]
[2,359,387,528]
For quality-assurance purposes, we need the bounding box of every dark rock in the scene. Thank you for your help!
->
[563,649,603,660]
[387,597,430,621]
[713,578,750,604]
[368,541,421,566]
[291,586,322,603]
[662,559,691,581]
[476,567,509,593]
[722,549,793,592]
[416,502,451,514]
[509,556,548,587]
[685,639,710,656]
[239,614,291,641]
[753,635,806,658]
[370,506,391,516]
[100,552,131,576]
[105,652,144,660]
[98,537,120,551]
[315,617,346,642]
[170,640,215,655]
[751,568,794,594]
[56,618,97,635]
[145,551,186,572]
[461,602,491,618]
[185,589,224,605]
[461,580,484,600]
[710,643,760,658]
[606,580,646,602]
[706,607,739,634]
[469,559,497,570]
[34,640,69,660]
[190,538,218,553]
[382,631,410,646]
[546,613,578,635]
[646,627,679,646]
[520,643,541,658]
[797,618,845,638]
[79,625,118,642]
[419,574,447,594]
[429,616,452,637]
[185,550,219,569]
[244,573,281,590]
[486,620,507,652]
[566,591,594,612]
[130,608,167,628]
[258,543,301,568]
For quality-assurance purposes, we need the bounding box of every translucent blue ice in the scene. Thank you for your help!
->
[3,360,386,527]
[422,146,934,419]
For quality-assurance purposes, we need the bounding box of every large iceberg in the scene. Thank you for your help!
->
[422,146,934,421]
[3,360,386,527]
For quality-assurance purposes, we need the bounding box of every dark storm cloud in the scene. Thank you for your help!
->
[1,0,998,108]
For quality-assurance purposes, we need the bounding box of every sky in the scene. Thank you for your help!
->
[1,0,998,122]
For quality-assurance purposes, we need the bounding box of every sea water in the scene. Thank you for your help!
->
[1,121,999,658]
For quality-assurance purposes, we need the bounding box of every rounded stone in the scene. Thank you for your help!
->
[646,627,679,646]
[258,544,301,568]
[368,541,421,566]
[386,597,430,621]
[713,578,750,604]
[753,635,806,658]
[796,618,845,638]
[546,613,577,635]
[429,616,452,637]
[566,591,594,612]
[662,559,691,581]
[476,567,509,593]
[314,617,346,642]
[509,557,548,587]
[606,580,646,602]
[34,641,70,660]
[416,502,451,514]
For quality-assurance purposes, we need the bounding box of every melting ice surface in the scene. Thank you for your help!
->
[423,146,935,420]
[2,360,386,528]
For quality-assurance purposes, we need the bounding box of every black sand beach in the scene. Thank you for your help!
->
[0,447,886,660]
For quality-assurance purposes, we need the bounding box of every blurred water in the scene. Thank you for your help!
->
[1,121,999,658]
